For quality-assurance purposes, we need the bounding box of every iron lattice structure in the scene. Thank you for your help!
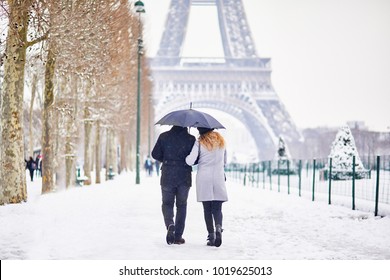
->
[150,0,302,160]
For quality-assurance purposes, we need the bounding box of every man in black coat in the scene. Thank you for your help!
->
[151,126,196,245]
[25,157,36,182]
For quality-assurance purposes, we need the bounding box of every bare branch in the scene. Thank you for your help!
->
[26,31,48,48]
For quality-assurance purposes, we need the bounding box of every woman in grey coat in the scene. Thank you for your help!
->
[186,127,228,247]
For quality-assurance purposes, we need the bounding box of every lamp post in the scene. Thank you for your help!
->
[135,0,145,184]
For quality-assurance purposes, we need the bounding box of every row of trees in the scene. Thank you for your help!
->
[275,125,375,179]
[0,1,153,205]
[290,126,390,160]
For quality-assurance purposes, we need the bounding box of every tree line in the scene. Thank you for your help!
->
[0,0,153,205]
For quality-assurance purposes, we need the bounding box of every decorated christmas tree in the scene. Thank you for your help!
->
[328,125,367,180]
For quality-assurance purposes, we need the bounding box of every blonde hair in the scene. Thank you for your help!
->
[199,131,225,151]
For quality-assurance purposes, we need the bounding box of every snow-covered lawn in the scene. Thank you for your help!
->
[1,172,390,260]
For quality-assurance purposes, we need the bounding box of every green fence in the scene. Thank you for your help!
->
[225,155,390,216]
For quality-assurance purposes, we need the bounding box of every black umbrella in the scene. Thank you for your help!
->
[156,109,225,129]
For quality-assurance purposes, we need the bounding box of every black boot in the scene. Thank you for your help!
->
[215,225,222,247]
[207,233,215,246]
[174,237,185,245]
[166,224,175,245]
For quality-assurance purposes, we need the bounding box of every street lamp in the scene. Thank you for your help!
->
[135,0,145,184]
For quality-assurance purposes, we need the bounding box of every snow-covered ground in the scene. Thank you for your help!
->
[1,171,390,261]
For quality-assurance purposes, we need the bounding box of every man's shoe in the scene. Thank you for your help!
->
[215,225,222,247]
[174,237,185,245]
[166,224,175,245]
[207,233,215,246]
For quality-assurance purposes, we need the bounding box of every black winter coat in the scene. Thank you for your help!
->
[25,158,36,171]
[151,126,196,187]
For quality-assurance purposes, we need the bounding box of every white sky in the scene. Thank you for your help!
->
[143,0,390,131]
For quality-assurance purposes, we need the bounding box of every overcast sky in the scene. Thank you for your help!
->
[143,0,390,131]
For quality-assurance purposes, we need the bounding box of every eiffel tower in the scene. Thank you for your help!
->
[150,0,302,160]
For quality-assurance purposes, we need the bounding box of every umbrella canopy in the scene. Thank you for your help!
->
[156,109,225,129]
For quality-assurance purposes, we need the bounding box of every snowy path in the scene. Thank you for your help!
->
[1,172,390,260]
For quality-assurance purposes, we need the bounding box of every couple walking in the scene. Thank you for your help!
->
[151,125,228,247]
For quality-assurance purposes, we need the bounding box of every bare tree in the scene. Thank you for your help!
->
[0,0,46,204]
[1,0,153,202]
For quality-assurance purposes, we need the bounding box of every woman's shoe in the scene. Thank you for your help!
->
[207,233,215,246]
[215,225,222,247]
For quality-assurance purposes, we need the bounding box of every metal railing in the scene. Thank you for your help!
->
[225,155,390,216]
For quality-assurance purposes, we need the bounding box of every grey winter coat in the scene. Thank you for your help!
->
[185,141,228,202]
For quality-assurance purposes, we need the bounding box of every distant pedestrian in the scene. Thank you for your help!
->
[186,127,228,247]
[35,154,42,177]
[144,155,153,176]
[39,157,43,175]
[25,156,37,182]
[155,160,161,176]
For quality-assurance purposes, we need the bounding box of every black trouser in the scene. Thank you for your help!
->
[29,169,34,182]
[161,185,190,239]
[202,201,223,234]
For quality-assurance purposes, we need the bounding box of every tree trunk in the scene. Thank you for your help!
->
[65,74,79,188]
[105,128,111,181]
[113,131,118,174]
[83,117,92,184]
[29,73,38,157]
[83,80,92,185]
[54,78,66,189]
[95,120,101,184]
[0,2,29,205]
[128,142,134,172]
[41,47,57,194]
[65,140,74,189]
[119,131,127,173]
[105,128,116,180]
